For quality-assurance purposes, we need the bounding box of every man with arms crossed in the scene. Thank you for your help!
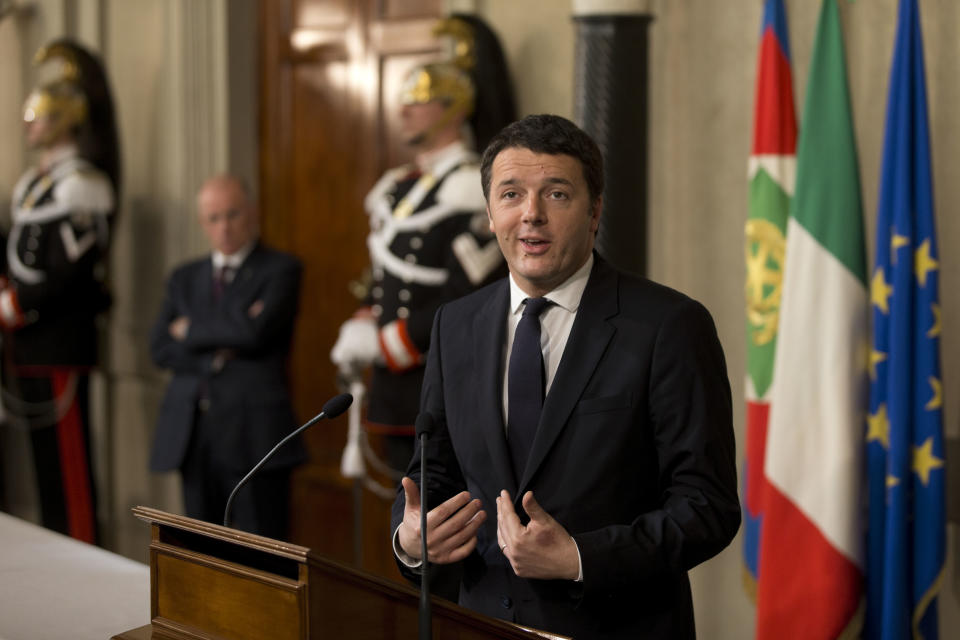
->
[392,115,740,639]
[150,175,304,539]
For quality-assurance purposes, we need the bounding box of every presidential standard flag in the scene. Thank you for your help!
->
[743,0,796,596]
[865,0,946,638]
[755,1,866,637]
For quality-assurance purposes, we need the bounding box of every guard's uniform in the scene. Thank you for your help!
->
[362,141,504,448]
[1,144,113,543]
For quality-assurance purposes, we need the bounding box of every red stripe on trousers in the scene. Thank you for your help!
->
[52,371,96,543]
[755,482,861,639]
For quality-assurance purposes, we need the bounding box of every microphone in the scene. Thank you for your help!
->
[415,412,435,640]
[223,393,353,529]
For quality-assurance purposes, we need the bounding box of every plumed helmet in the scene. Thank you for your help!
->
[444,14,517,152]
[25,39,121,194]
[399,14,516,151]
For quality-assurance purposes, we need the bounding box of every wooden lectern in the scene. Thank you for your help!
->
[113,507,555,640]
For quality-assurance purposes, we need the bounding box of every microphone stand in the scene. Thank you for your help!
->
[419,427,431,640]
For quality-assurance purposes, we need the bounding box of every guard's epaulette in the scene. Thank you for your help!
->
[55,167,114,215]
[434,163,485,213]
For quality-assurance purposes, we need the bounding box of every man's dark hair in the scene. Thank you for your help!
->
[480,114,604,203]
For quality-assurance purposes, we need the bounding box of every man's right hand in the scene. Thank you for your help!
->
[397,476,487,564]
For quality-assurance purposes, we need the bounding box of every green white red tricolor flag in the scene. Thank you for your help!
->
[754,1,868,637]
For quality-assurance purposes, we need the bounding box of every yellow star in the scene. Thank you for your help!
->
[891,232,910,264]
[869,350,887,380]
[913,437,944,486]
[925,377,942,411]
[866,404,890,448]
[870,268,893,314]
[927,304,941,338]
[915,239,938,288]
[886,475,900,489]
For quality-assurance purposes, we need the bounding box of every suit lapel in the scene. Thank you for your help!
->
[517,257,619,495]
[197,257,215,307]
[472,281,517,496]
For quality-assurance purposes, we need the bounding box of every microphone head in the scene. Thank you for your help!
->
[323,393,353,418]
[415,412,435,439]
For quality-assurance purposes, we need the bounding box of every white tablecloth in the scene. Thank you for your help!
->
[0,512,150,640]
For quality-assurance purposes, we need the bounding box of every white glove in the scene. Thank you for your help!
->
[331,315,381,370]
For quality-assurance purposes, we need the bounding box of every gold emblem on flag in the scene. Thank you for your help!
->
[745,219,785,347]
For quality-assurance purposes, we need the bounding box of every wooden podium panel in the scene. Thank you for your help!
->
[153,550,304,639]
[116,507,550,640]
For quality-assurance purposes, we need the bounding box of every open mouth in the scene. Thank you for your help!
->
[520,238,549,251]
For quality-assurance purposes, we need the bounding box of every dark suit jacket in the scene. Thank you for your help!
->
[392,256,740,640]
[149,243,306,474]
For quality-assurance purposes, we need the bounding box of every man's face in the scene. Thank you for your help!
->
[197,181,258,256]
[24,114,60,149]
[400,100,446,146]
[22,90,75,150]
[486,147,601,297]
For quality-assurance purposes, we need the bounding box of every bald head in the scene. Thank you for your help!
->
[197,175,259,256]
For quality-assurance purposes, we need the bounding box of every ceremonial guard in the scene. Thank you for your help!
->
[331,15,516,471]
[1,40,120,543]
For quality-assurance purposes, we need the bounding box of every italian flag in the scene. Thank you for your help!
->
[755,1,867,637]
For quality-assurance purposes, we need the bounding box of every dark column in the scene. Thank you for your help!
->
[573,11,653,277]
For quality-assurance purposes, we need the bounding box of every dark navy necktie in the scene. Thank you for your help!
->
[507,297,552,480]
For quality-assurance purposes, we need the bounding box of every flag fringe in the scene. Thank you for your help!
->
[742,563,758,603]
[912,566,945,640]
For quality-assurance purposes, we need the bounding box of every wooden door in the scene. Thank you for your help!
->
[258,0,446,580]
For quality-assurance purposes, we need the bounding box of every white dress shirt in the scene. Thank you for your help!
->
[212,242,255,283]
[502,253,593,429]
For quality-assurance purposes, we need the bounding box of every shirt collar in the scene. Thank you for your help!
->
[39,143,80,171]
[509,253,594,315]
[212,242,255,270]
[416,139,470,175]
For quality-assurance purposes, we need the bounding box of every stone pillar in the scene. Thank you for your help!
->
[573,0,653,277]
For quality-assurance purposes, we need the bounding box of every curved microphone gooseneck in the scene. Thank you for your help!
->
[223,393,353,529]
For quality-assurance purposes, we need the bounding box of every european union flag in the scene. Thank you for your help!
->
[866,1,945,638]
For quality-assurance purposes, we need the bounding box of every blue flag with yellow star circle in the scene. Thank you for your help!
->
[866,1,945,638]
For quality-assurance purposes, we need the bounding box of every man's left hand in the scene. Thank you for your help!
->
[496,490,580,581]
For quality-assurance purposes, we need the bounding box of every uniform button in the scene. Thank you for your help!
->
[26,238,39,250]
[371,304,383,318]
[397,306,409,319]
[23,252,35,265]
[500,596,512,609]
[372,286,383,299]
[373,268,384,280]
[398,289,411,302]
[409,237,423,249]
[404,253,417,264]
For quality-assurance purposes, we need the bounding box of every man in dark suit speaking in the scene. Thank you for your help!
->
[391,115,740,638]
[149,175,304,539]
